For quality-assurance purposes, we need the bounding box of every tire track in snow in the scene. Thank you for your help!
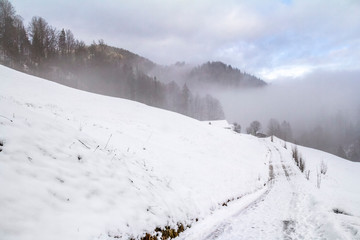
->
[273,144,348,240]
[178,142,348,240]
[270,145,298,239]
[203,187,272,240]
[200,145,280,240]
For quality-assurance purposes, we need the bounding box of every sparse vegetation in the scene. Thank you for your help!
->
[305,170,310,180]
[316,161,327,188]
[110,223,188,240]
[292,145,305,173]
[246,120,261,136]
[333,208,351,216]
[0,139,4,152]
[269,164,274,181]
[233,122,241,133]
[320,160,328,175]
[292,146,298,163]
[299,156,305,173]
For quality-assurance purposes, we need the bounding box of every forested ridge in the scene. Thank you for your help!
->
[0,0,228,120]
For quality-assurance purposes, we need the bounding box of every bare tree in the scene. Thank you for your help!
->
[247,120,261,135]
[0,0,18,59]
[65,29,75,55]
[58,28,66,56]
[267,118,280,137]
[28,16,48,62]
[45,25,58,59]
[233,122,241,133]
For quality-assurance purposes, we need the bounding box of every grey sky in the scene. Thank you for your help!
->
[11,0,360,81]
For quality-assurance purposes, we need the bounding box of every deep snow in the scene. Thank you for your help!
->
[0,65,359,240]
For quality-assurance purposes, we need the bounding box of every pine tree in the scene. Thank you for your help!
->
[58,29,66,56]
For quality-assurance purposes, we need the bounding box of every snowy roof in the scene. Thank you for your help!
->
[203,120,232,129]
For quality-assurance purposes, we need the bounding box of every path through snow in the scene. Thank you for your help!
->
[176,142,352,240]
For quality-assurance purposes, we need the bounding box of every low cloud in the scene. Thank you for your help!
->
[216,69,360,133]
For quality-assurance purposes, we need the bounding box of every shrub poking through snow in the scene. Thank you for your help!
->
[305,170,310,180]
[316,161,328,189]
[109,223,188,240]
[320,160,328,175]
[140,223,187,240]
[292,146,299,166]
[292,145,305,173]
[332,208,351,216]
[299,156,305,173]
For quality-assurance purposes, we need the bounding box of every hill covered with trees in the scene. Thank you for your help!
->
[0,0,229,121]
[188,61,266,88]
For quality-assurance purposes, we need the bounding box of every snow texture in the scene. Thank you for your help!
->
[0,65,359,240]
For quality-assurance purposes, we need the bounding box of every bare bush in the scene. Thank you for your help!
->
[320,161,328,175]
[292,146,299,166]
[292,145,306,174]
[299,155,305,173]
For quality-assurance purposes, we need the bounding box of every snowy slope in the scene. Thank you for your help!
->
[0,65,359,240]
[0,65,269,240]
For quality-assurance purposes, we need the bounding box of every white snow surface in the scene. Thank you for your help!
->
[203,120,232,130]
[0,65,359,240]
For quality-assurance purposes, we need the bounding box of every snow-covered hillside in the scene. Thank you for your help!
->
[0,65,359,240]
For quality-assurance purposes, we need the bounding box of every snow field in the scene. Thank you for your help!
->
[0,65,269,240]
[1,65,359,240]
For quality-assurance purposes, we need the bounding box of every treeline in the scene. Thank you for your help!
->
[241,117,360,162]
[0,0,224,120]
[297,115,360,162]
[188,61,266,88]
[241,119,293,141]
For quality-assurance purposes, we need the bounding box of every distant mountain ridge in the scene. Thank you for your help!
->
[188,61,266,88]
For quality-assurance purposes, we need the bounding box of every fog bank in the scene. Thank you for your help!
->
[217,70,360,133]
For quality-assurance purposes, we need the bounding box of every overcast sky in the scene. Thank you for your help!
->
[11,0,360,82]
